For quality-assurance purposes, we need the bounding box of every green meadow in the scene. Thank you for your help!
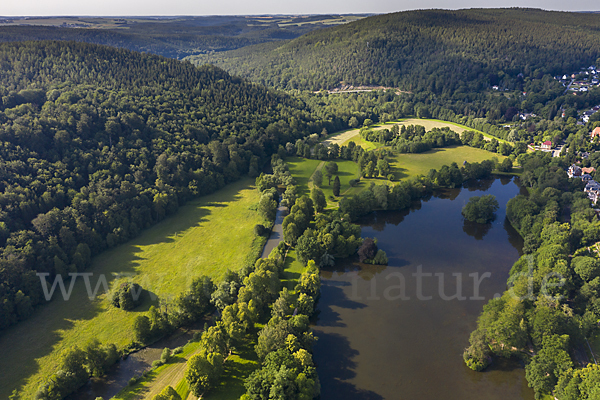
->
[327,118,511,151]
[388,145,507,180]
[0,178,263,400]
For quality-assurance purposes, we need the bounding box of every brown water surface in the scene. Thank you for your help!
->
[313,177,535,400]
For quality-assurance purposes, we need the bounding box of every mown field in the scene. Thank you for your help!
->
[286,157,323,196]
[383,118,509,143]
[0,178,263,400]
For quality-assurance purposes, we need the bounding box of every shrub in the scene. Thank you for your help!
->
[370,250,388,265]
[161,347,171,363]
[110,282,144,311]
[357,238,377,262]
[254,224,266,236]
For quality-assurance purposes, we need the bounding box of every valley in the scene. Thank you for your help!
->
[1,7,600,400]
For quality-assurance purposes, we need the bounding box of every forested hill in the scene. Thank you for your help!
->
[0,41,318,330]
[190,8,600,93]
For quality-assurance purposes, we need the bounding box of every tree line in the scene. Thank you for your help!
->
[463,152,600,399]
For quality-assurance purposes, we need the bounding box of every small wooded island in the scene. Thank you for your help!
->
[462,195,500,224]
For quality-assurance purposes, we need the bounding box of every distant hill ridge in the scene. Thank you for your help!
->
[189,8,600,93]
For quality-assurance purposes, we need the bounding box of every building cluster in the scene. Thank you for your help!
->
[556,66,600,94]
[568,164,599,204]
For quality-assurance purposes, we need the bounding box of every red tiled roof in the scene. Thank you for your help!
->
[583,167,596,174]
[543,140,552,145]
[593,127,600,137]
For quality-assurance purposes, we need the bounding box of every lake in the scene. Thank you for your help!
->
[313,176,535,400]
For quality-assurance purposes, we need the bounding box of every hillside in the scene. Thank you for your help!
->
[190,8,600,93]
[0,40,319,335]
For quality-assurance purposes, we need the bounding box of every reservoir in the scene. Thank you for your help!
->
[313,177,535,400]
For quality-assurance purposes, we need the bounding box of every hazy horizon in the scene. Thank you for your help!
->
[1,1,599,17]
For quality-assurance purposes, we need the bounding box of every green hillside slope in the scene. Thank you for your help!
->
[190,8,600,92]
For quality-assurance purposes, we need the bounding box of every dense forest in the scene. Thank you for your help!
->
[191,9,600,93]
[0,40,323,331]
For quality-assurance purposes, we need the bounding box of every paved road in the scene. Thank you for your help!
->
[261,202,288,258]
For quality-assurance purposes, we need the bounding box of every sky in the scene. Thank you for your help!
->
[1,0,599,16]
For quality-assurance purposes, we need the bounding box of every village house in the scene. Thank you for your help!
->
[568,164,582,177]
[592,127,600,140]
[568,164,600,204]
[583,167,597,174]
[583,110,596,122]
[585,180,600,205]
[569,164,596,178]
[540,140,552,151]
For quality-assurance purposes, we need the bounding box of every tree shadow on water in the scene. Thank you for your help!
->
[315,282,367,328]
[462,219,492,240]
[463,178,494,191]
[313,332,384,400]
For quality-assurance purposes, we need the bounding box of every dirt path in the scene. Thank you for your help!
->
[142,347,203,399]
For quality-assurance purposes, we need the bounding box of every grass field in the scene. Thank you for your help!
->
[388,145,507,180]
[287,157,323,196]
[335,145,506,198]
[377,118,511,144]
[281,250,305,292]
[341,134,382,150]
[286,156,360,208]
[0,178,263,400]
[324,118,510,150]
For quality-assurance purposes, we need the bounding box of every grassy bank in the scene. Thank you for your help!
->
[0,178,263,400]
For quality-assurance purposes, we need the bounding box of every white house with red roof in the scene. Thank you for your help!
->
[540,140,552,151]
